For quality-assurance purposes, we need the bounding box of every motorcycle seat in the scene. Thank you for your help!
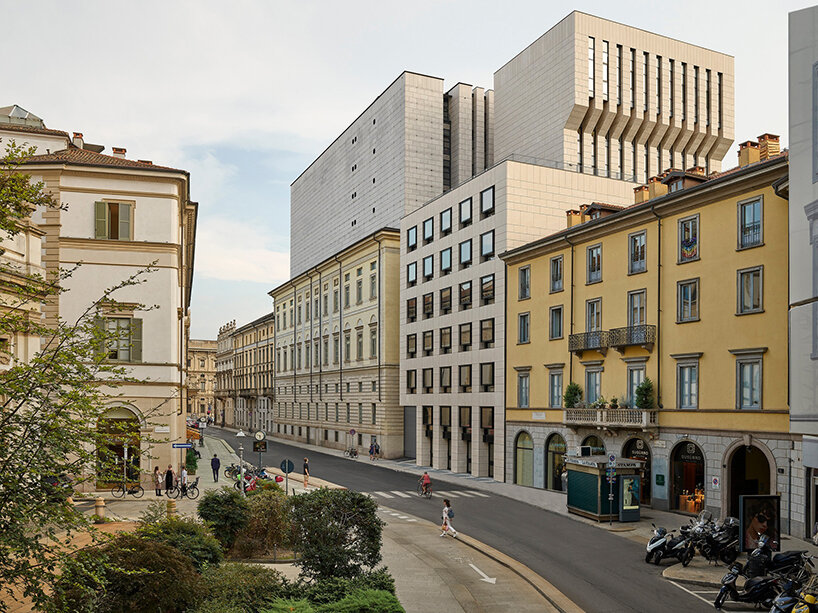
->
[744,577,770,590]
[773,551,806,564]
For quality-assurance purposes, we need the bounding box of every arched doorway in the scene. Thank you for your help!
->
[97,406,141,486]
[582,435,606,455]
[514,431,534,486]
[728,445,771,518]
[546,433,567,491]
[623,437,652,504]
[670,441,705,513]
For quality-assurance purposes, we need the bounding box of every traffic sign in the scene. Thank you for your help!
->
[172,443,193,448]
[280,459,295,474]
[349,429,356,435]
[608,493,615,501]
[608,453,616,466]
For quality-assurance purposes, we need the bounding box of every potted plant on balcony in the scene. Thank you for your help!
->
[590,396,607,410]
[609,397,619,409]
[564,382,582,408]
[635,378,654,410]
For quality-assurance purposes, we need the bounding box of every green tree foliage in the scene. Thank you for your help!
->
[197,487,250,549]
[233,487,292,558]
[191,563,289,613]
[318,588,404,613]
[0,141,160,611]
[186,447,199,472]
[563,381,583,408]
[136,515,223,571]
[635,377,655,410]
[49,533,199,613]
[289,489,384,581]
[299,569,396,605]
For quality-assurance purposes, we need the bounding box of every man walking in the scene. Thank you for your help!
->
[303,457,310,488]
[211,454,221,482]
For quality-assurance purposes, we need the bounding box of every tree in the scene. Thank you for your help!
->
[289,489,384,581]
[197,487,250,550]
[0,141,160,611]
[635,377,655,410]
[563,382,583,408]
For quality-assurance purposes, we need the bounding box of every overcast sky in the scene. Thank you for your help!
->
[4,0,812,338]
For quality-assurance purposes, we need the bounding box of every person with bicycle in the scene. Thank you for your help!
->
[180,464,188,496]
[419,471,432,496]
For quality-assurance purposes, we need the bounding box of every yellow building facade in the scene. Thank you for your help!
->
[269,229,402,458]
[502,143,799,529]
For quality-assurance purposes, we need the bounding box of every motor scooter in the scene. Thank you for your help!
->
[645,523,690,565]
[713,562,785,610]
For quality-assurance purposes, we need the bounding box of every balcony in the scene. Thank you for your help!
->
[568,331,609,357]
[563,407,658,430]
[608,325,656,353]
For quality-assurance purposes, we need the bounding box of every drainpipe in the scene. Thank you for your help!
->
[650,204,662,408]
[564,235,575,384]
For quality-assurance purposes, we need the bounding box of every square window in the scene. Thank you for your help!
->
[94,201,133,241]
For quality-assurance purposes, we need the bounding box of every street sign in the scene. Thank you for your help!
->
[280,459,295,474]
[349,429,356,435]
[608,493,614,501]
[253,440,267,453]
[608,453,616,466]
[172,443,193,448]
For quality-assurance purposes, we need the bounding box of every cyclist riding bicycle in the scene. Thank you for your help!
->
[419,471,432,495]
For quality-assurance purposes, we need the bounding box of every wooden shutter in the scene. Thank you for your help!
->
[118,203,131,241]
[94,202,108,239]
[130,318,142,362]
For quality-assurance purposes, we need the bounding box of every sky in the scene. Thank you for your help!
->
[3,0,813,338]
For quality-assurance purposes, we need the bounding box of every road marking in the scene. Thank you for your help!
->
[435,491,460,498]
[398,515,408,519]
[390,512,400,516]
[406,518,417,522]
[466,490,490,497]
[455,491,475,497]
[668,580,714,606]
[391,490,411,497]
[374,491,394,498]
[469,563,497,584]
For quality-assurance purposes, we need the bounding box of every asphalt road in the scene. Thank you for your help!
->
[207,427,712,613]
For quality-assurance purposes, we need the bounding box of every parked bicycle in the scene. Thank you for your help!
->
[223,463,242,480]
[111,482,144,498]
[165,476,200,500]
[343,447,359,459]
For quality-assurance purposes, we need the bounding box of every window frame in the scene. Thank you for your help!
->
[735,355,763,410]
[440,287,452,315]
[440,208,452,236]
[459,322,472,351]
[550,256,563,293]
[406,297,417,323]
[480,362,495,392]
[676,278,700,323]
[628,230,647,275]
[676,358,699,410]
[585,368,602,404]
[519,266,531,300]
[480,230,495,261]
[440,366,452,393]
[737,265,763,315]
[480,186,495,218]
[422,254,434,281]
[549,305,564,340]
[459,280,472,310]
[406,262,417,287]
[459,239,473,268]
[587,244,602,284]
[517,372,530,408]
[459,364,472,392]
[480,318,495,349]
[737,196,764,250]
[440,247,452,275]
[459,197,473,227]
[422,292,434,319]
[548,370,563,409]
[480,274,495,305]
[518,312,530,344]
[422,330,434,356]
[407,226,417,252]
[406,333,417,358]
[440,326,452,354]
[678,214,700,263]
[422,217,434,244]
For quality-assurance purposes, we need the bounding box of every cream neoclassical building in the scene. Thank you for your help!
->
[1,106,198,487]
[187,339,217,419]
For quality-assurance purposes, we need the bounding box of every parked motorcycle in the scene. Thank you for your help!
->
[714,562,786,610]
[744,535,812,581]
[645,523,691,565]
[685,512,739,566]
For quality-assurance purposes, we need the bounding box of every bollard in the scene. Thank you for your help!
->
[166,499,177,518]
[94,496,105,519]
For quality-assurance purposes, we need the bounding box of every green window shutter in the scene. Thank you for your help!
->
[118,203,131,241]
[130,318,142,362]
[94,202,108,239]
[92,316,106,358]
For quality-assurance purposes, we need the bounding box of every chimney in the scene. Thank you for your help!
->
[72,132,84,149]
[138,159,153,165]
[112,147,126,159]
[647,176,668,200]
[686,165,706,176]
[738,141,760,167]
[758,133,780,161]
[566,209,582,228]
[633,184,649,204]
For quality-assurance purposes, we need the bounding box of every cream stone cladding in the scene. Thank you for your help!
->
[232,313,275,433]
[290,72,444,278]
[26,162,195,488]
[494,11,734,180]
[271,229,401,458]
[400,158,635,480]
[187,339,217,418]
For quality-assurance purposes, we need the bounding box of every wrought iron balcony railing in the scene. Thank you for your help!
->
[608,324,656,352]
[568,330,609,356]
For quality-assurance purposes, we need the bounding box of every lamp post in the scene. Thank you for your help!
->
[236,430,246,497]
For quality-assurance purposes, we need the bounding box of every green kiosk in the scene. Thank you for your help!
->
[565,455,643,522]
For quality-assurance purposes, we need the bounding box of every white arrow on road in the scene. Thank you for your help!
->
[469,563,496,584]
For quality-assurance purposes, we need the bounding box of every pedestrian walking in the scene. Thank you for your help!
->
[369,442,375,461]
[440,498,457,538]
[374,441,381,460]
[164,464,175,494]
[180,465,188,496]
[303,457,310,488]
[153,466,162,496]
[211,453,221,482]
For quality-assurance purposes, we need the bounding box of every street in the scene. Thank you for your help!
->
[208,428,714,613]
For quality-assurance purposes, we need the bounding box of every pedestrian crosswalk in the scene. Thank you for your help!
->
[369,489,490,499]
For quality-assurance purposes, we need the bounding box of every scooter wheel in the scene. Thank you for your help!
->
[713,587,728,609]
[682,548,694,567]
[653,551,663,565]
[645,550,654,563]
[719,548,738,565]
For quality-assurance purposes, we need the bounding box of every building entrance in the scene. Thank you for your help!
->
[728,445,771,518]
[623,437,651,504]
[546,433,566,491]
[670,441,705,513]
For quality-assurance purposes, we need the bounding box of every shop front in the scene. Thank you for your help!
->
[623,437,652,504]
[546,433,567,491]
[727,444,772,518]
[582,434,606,455]
[515,430,534,486]
[670,440,705,514]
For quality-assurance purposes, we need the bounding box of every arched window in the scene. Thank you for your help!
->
[546,433,567,491]
[582,435,606,455]
[514,431,534,486]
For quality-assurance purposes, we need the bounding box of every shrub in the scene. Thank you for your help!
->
[563,382,582,408]
[137,515,223,571]
[233,488,292,558]
[186,448,199,472]
[635,377,654,410]
[289,489,384,581]
[50,533,199,613]
[197,487,249,549]
[249,479,284,495]
[263,599,315,613]
[138,499,168,525]
[192,562,290,613]
[316,589,404,613]
[300,569,396,605]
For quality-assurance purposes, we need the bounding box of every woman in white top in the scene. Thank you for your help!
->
[440,499,457,538]
[180,465,188,495]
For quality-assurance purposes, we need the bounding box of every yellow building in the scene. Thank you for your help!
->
[269,229,402,457]
[502,136,796,525]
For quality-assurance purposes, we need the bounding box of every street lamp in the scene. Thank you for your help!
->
[236,430,246,497]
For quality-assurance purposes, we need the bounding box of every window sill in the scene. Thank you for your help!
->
[737,242,764,252]
[677,257,700,265]
[518,295,531,301]
[517,340,530,345]
[549,335,564,341]
[586,278,602,286]
[676,318,700,324]
[736,309,764,316]
[627,268,647,276]
[549,288,564,295]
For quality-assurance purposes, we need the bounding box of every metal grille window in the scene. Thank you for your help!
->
[587,245,602,283]
[629,231,646,274]
[459,281,472,310]
[481,274,495,305]
[739,198,762,248]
